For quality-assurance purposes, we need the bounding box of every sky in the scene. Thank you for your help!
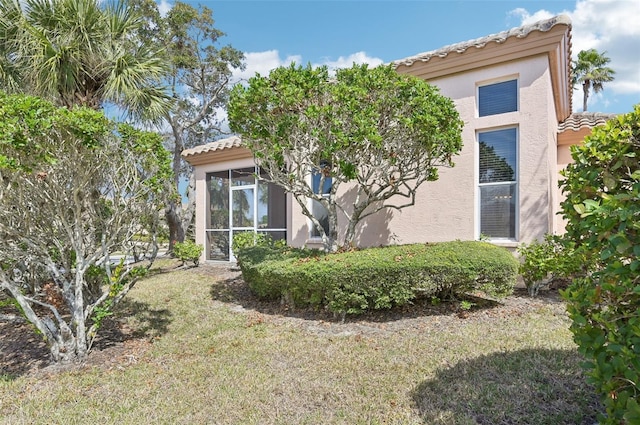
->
[163,0,640,115]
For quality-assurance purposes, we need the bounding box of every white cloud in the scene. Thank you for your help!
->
[511,0,640,111]
[232,50,384,84]
[231,50,302,84]
[313,52,384,72]
[157,0,172,17]
[508,8,555,25]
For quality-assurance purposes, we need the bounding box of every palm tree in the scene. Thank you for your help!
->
[572,49,615,112]
[0,0,170,121]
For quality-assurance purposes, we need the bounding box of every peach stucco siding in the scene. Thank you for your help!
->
[360,55,557,247]
[184,15,577,262]
[554,127,593,233]
[290,56,558,249]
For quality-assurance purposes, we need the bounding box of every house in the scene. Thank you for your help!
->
[182,15,612,262]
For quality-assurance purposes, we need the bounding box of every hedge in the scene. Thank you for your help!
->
[559,105,640,423]
[236,241,519,316]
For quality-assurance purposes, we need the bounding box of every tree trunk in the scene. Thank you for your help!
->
[583,81,590,112]
[167,128,186,250]
[344,216,359,249]
[72,270,88,360]
[327,202,339,252]
[166,201,185,250]
[2,281,84,364]
[46,318,81,363]
[344,201,369,248]
[180,172,196,238]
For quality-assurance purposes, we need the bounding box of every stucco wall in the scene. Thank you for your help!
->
[191,56,560,259]
[554,127,593,233]
[546,74,561,236]
[292,55,557,249]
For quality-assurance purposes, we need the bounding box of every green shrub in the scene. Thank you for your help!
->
[235,245,319,299]
[173,240,203,266]
[238,241,518,316]
[232,232,286,253]
[560,105,640,424]
[518,234,583,296]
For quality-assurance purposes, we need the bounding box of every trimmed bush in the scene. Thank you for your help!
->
[518,234,583,296]
[173,240,203,266]
[237,241,518,316]
[236,245,320,299]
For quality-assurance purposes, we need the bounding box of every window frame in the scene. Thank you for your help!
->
[205,166,287,261]
[308,167,332,240]
[476,126,519,242]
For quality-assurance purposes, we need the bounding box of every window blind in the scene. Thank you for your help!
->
[479,80,517,117]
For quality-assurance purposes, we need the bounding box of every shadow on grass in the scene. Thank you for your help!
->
[93,298,172,350]
[412,348,602,425]
[146,258,194,277]
[0,297,172,379]
[205,266,562,324]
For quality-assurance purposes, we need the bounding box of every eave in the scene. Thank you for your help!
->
[393,15,572,123]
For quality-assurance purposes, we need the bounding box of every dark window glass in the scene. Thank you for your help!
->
[257,179,287,229]
[479,80,517,117]
[311,199,330,238]
[478,128,517,239]
[231,167,255,186]
[258,230,286,242]
[207,171,229,229]
[232,188,254,227]
[312,172,332,195]
[479,128,517,183]
[311,169,332,238]
[207,231,229,261]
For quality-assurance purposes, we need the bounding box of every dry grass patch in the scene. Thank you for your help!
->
[0,261,600,424]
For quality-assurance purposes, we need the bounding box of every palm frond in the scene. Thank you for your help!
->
[1,0,169,117]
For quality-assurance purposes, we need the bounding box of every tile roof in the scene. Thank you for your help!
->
[181,136,243,158]
[558,113,617,133]
[391,15,572,68]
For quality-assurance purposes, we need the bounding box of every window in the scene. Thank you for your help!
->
[207,171,230,261]
[310,167,332,238]
[478,79,517,117]
[206,167,286,261]
[257,169,286,230]
[478,128,517,239]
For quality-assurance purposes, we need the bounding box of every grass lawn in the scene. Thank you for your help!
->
[0,260,600,424]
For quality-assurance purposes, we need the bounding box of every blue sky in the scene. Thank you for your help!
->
[171,0,639,114]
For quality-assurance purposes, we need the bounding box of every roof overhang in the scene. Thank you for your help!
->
[392,15,572,123]
[181,136,253,166]
[557,112,617,145]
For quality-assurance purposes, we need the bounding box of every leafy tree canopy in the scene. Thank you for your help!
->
[560,104,640,423]
[129,0,245,247]
[0,0,170,121]
[229,63,463,251]
[0,92,172,363]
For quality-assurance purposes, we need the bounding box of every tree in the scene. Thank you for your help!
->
[0,93,172,363]
[572,49,615,112]
[129,0,244,248]
[560,105,640,422]
[229,63,463,251]
[0,0,169,121]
